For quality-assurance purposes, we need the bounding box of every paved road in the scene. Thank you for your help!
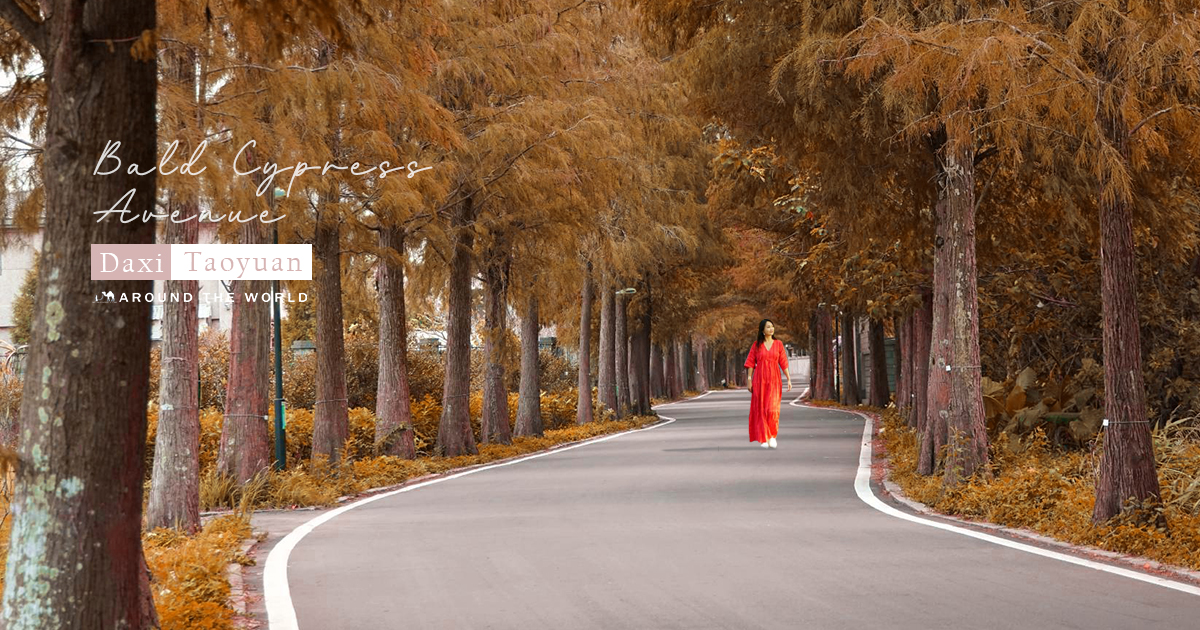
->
[264,390,1200,629]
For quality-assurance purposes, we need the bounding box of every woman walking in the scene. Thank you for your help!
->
[745,319,791,448]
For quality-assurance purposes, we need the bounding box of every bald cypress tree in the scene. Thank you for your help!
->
[0,0,158,625]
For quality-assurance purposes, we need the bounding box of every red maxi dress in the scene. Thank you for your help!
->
[745,339,788,443]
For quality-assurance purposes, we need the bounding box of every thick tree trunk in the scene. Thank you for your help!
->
[811,309,835,400]
[714,346,725,387]
[921,214,952,475]
[218,221,272,483]
[650,344,664,399]
[515,294,543,437]
[720,348,729,388]
[628,277,652,416]
[684,337,695,392]
[840,313,861,405]
[896,313,912,419]
[664,340,679,400]
[312,216,349,462]
[868,318,890,408]
[576,263,595,424]
[375,225,416,458]
[1,1,159,625]
[695,336,709,392]
[910,289,933,432]
[598,280,616,416]
[480,255,512,444]
[638,281,654,415]
[681,341,689,393]
[939,146,990,486]
[1093,116,1161,522]
[436,198,479,456]
[626,342,636,409]
[927,141,989,485]
[615,293,630,417]
[147,196,200,532]
[146,46,201,533]
[631,323,650,416]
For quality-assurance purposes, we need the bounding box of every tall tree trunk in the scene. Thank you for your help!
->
[684,337,695,392]
[375,225,416,458]
[664,340,679,400]
[218,221,271,483]
[930,142,989,487]
[598,279,616,416]
[695,336,709,392]
[724,349,734,388]
[147,208,200,530]
[840,312,861,405]
[576,263,595,424]
[615,293,630,417]
[632,278,653,415]
[651,344,665,399]
[1093,113,1161,523]
[910,289,933,433]
[480,254,512,445]
[515,294,543,437]
[812,308,835,400]
[678,341,689,396]
[868,318,890,408]
[436,197,479,456]
[312,215,349,462]
[921,207,953,477]
[626,341,636,408]
[1,1,159,624]
[631,322,649,416]
[897,313,913,419]
[146,46,201,533]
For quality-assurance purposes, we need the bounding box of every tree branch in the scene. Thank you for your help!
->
[0,0,45,53]
[3,132,41,152]
[1126,105,1200,137]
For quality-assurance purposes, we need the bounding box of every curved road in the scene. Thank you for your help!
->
[257,390,1200,629]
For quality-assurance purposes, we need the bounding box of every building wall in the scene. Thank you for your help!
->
[0,230,42,346]
[0,222,299,347]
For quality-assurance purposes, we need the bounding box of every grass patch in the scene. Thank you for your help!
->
[878,408,1200,571]
[144,515,253,630]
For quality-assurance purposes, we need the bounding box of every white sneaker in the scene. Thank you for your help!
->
[760,442,769,448]
[768,437,777,449]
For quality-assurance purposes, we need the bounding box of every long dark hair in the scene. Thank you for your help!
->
[756,318,774,348]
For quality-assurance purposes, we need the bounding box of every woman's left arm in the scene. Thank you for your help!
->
[780,346,792,391]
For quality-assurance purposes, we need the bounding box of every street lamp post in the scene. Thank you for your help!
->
[272,187,287,470]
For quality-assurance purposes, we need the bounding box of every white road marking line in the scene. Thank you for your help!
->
[840,407,1200,598]
[788,387,810,405]
[264,404,696,629]
[656,390,715,407]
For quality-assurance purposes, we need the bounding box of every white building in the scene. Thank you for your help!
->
[0,219,259,346]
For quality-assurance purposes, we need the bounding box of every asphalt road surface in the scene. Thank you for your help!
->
[261,389,1200,629]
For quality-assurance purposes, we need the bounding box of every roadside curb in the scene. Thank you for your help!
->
[796,400,1200,589]
[201,411,682,522]
[329,414,675,506]
[229,538,262,629]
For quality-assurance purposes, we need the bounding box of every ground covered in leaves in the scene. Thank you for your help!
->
[199,412,660,512]
[877,408,1200,572]
[144,516,254,630]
